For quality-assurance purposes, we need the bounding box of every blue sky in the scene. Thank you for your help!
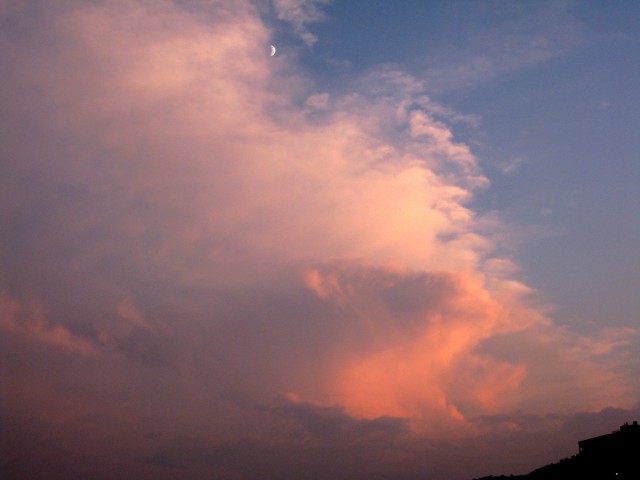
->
[1,1,639,479]
[292,0,640,332]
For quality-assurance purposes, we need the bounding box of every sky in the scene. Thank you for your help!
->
[1,1,639,479]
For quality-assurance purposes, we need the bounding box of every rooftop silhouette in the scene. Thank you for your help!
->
[474,421,640,480]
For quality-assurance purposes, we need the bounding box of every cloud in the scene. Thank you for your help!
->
[300,264,636,430]
[0,295,95,355]
[261,393,410,443]
[302,266,524,422]
[421,2,585,93]
[495,156,529,175]
[0,1,638,479]
[304,91,331,110]
[134,402,640,479]
[116,297,152,331]
[272,0,329,46]
[1,3,493,293]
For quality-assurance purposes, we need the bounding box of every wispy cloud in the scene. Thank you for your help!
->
[272,0,329,46]
[421,2,585,93]
[0,295,95,355]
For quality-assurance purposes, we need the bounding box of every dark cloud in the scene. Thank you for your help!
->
[260,394,411,443]
[139,437,412,480]
[561,403,640,442]
[470,411,564,430]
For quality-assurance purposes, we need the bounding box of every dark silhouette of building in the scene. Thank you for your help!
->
[474,421,640,480]
[574,421,640,478]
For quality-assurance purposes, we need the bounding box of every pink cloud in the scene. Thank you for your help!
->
[0,295,95,355]
[0,2,637,477]
[272,0,329,46]
[302,267,525,427]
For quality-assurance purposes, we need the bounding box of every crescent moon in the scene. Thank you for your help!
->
[270,44,276,56]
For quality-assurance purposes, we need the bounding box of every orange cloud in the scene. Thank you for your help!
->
[302,267,526,425]
[299,263,636,431]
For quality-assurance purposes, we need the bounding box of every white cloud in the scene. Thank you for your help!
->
[272,0,329,46]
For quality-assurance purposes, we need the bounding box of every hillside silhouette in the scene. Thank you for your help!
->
[474,421,640,479]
